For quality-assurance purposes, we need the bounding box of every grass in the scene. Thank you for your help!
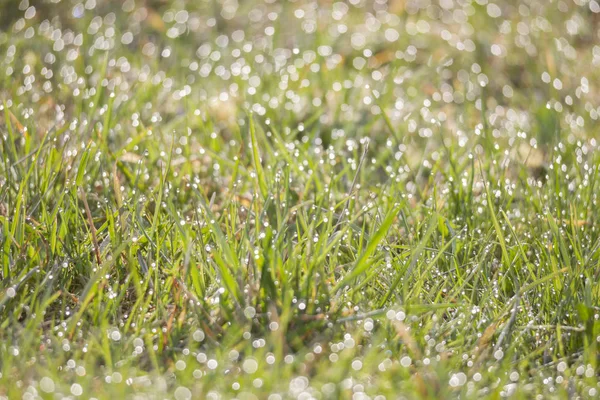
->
[1,0,600,398]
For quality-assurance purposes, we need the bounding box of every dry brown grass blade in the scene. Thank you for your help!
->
[79,188,102,266]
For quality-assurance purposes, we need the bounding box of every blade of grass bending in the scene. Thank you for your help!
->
[334,205,400,292]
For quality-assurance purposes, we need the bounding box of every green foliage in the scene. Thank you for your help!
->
[1,0,600,398]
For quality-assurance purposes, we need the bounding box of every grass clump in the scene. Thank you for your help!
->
[1,0,600,398]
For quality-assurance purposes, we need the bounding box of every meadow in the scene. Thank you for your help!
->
[1,0,600,398]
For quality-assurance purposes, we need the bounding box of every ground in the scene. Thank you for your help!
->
[1,0,600,398]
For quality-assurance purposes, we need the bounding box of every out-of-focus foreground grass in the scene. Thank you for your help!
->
[1,0,600,398]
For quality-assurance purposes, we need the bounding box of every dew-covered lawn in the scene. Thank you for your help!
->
[1,0,600,398]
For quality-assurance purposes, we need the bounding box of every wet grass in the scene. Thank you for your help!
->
[1,0,600,398]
